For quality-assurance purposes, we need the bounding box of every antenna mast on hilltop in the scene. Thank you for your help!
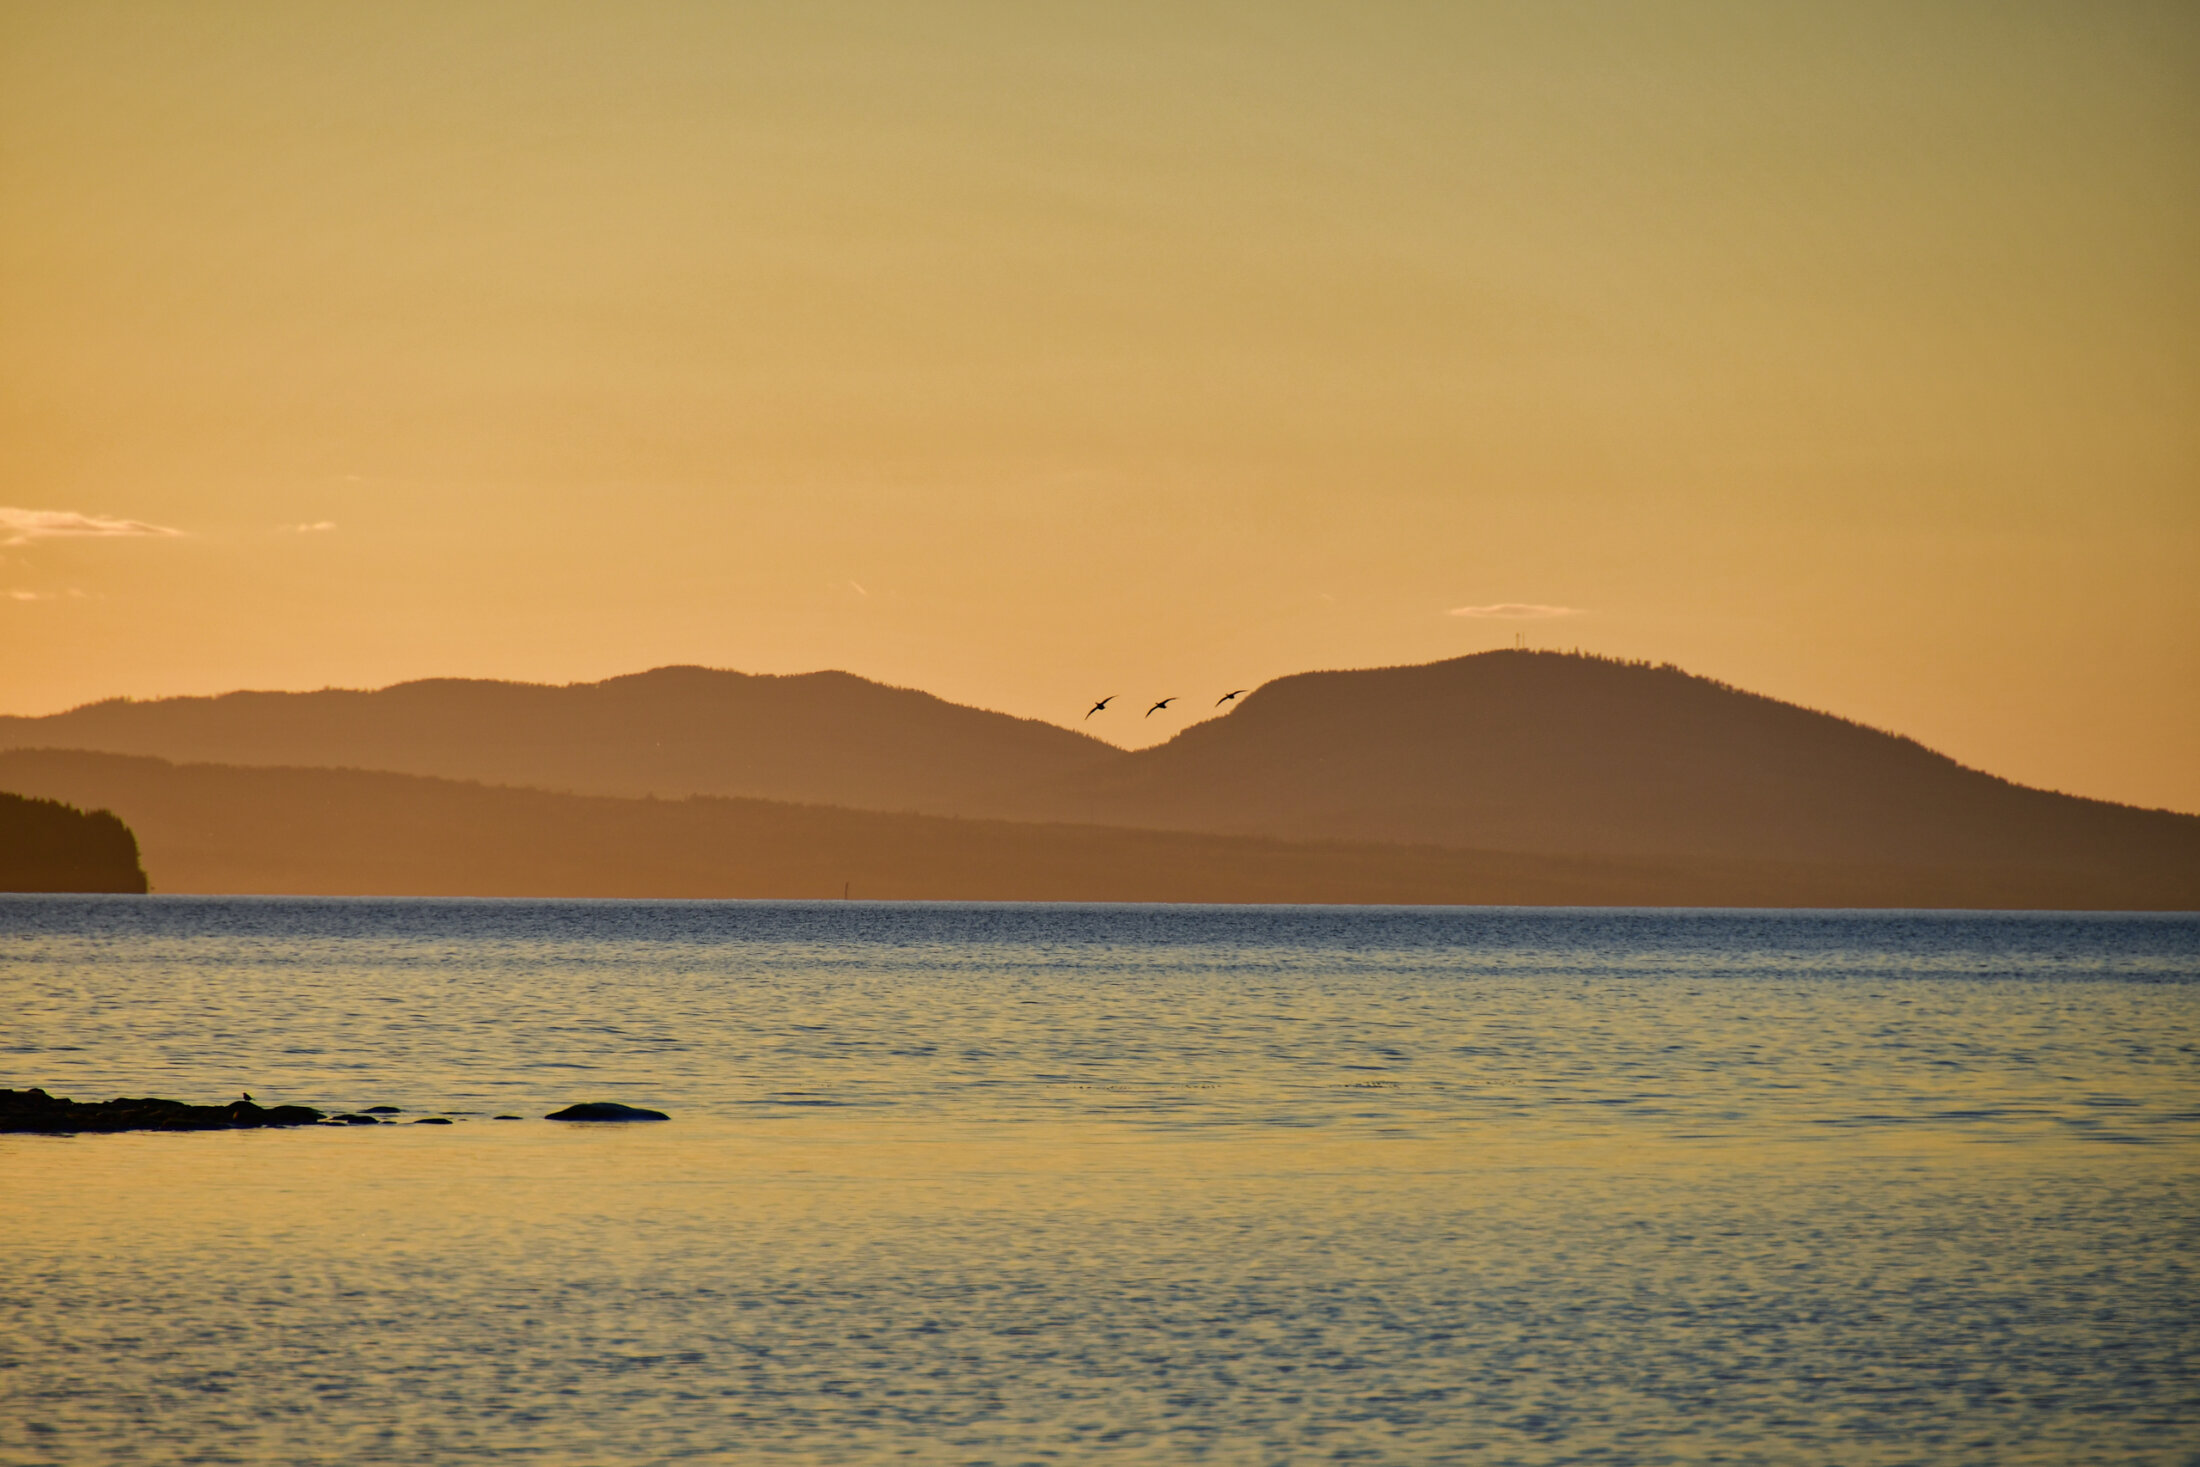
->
[1514,631,1524,651]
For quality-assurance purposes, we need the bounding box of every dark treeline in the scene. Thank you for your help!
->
[0,790,149,893]
[1,749,2190,910]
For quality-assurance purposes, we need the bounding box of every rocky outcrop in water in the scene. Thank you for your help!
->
[0,1087,323,1133]
[546,1101,670,1121]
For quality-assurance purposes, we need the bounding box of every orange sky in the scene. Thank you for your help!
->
[3,1,2195,811]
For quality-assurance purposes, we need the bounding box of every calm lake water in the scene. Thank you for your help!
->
[3,898,2197,1465]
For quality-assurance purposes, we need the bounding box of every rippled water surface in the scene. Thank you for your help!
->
[3,898,2197,1464]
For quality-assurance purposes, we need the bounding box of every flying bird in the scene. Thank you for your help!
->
[1215,689,1248,706]
[1146,698,1176,717]
[1085,696,1115,719]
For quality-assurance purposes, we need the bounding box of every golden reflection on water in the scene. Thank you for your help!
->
[12,1114,2173,1207]
[9,1119,2196,1465]
[14,1116,2187,1249]
[5,899,2198,1463]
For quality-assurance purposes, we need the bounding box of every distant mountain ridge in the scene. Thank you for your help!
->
[3,650,2194,904]
[0,666,1114,814]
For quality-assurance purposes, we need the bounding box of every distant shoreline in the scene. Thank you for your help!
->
[7,891,2197,917]
[5,653,2195,910]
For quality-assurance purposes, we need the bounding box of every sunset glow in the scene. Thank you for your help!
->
[3,2,2193,805]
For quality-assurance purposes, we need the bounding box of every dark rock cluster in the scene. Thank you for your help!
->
[312,1108,458,1126]
[0,1087,323,1133]
[2,1088,673,1132]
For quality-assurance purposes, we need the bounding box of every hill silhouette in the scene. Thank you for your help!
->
[0,789,149,893]
[0,666,1113,813]
[2,749,2184,908]
[2,651,2193,906]
[1012,652,2200,880]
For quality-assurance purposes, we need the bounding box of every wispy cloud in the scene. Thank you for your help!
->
[0,507,185,545]
[287,521,338,533]
[1448,602,1586,619]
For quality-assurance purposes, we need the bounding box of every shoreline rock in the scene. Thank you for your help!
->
[0,1087,324,1133]
[545,1101,670,1121]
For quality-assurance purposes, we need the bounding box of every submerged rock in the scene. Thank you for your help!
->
[413,1117,453,1125]
[0,1087,324,1134]
[545,1101,671,1122]
[492,1115,522,1120]
[364,1105,402,1114]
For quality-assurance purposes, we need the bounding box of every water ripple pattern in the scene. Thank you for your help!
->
[3,898,2196,1463]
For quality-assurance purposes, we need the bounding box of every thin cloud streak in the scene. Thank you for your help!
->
[0,507,185,545]
[1447,603,1586,619]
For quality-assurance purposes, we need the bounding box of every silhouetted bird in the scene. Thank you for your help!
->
[1146,698,1176,717]
[1085,696,1115,719]
[1215,689,1248,706]
[241,1093,253,1102]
